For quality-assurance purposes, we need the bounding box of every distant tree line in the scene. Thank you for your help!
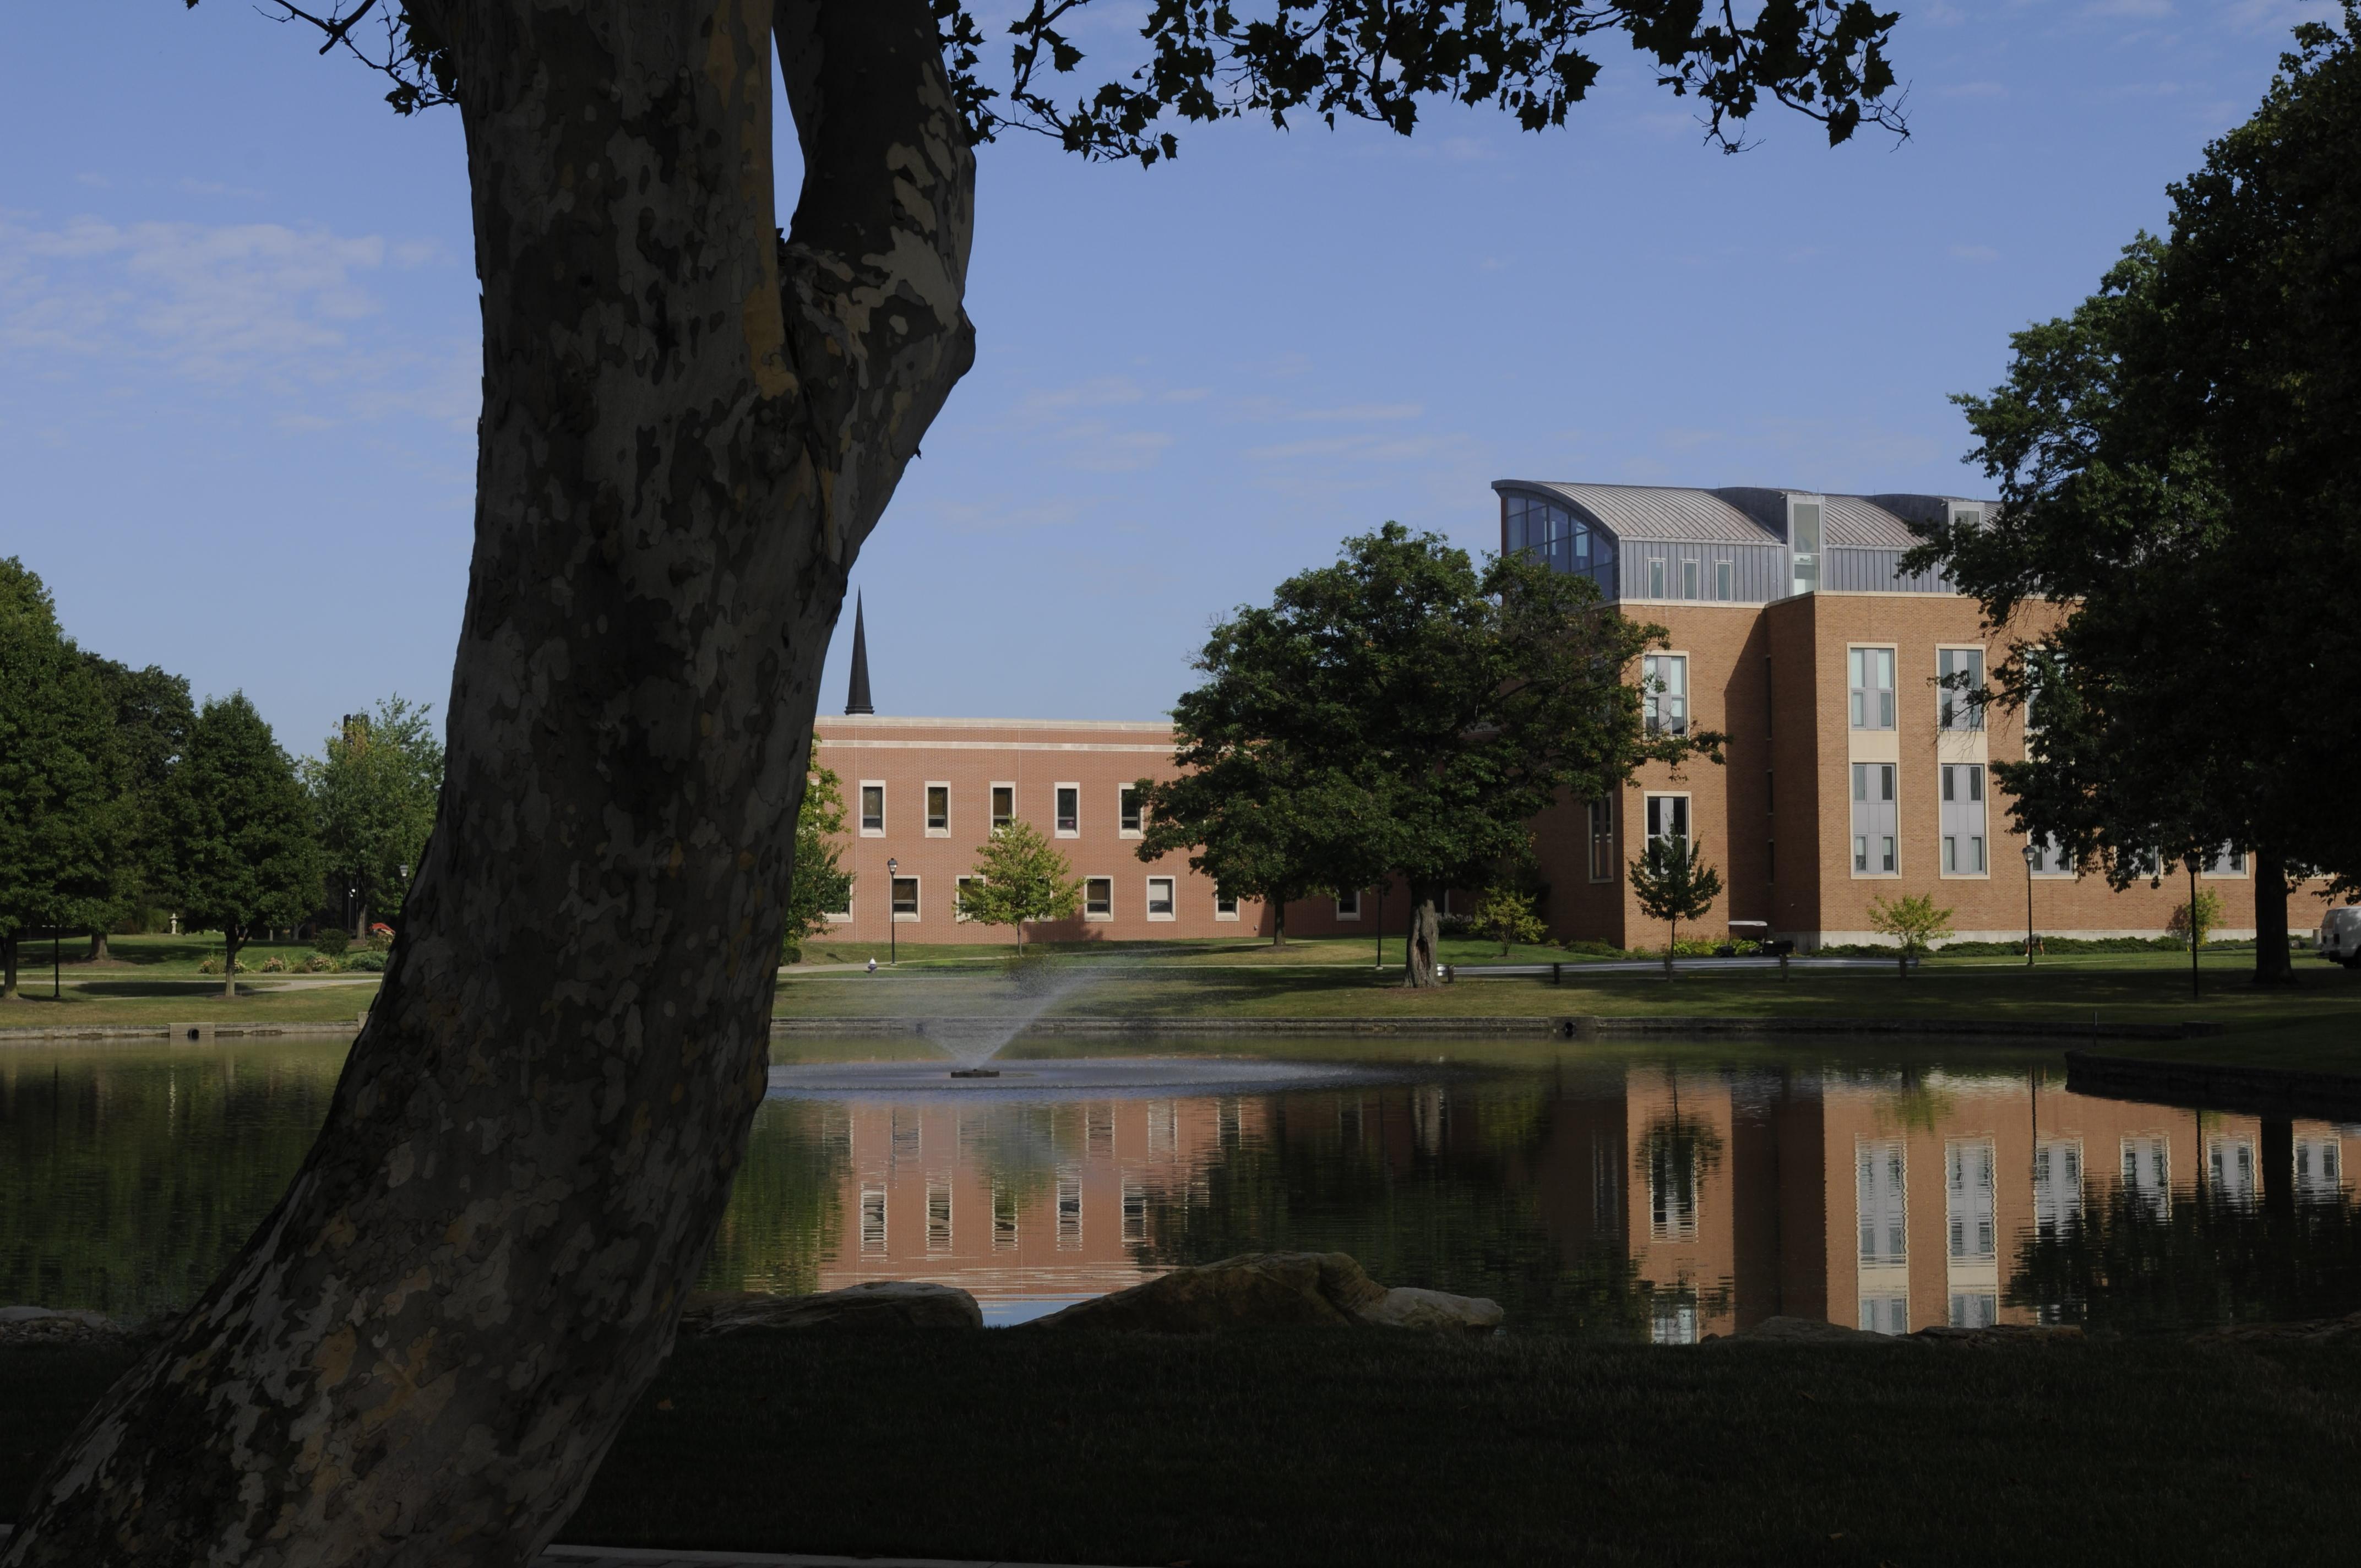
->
[0,557,443,999]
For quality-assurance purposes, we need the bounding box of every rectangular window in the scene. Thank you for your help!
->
[1940,764,1987,874]
[1715,559,1734,601]
[991,1181,1019,1252]
[990,784,1014,831]
[1851,763,1897,874]
[1644,794,1689,868]
[1145,876,1176,920]
[1147,1100,1177,1156]
[1335,889,1361,920]
[1950,1292,1999,1330]
[2210,1137,2259,1209]
[1121,1177,1147,1243]
[2034,1141,2083,1238]
[2029,836,2074,876]
[1938,647,1985,732]
[1054,784,1080,837]
[1790,498,1823,597]
[2121,1136,2170,1221]
[2295,1137,2344,1205]
[1214,891,1239,921]
[1680,558,1700,600]
[1056,1171,1082,1251]
[925,783,950,836]
[860,1184,888,1255]
[1648,557,1667,598]
[1083,876,1113,919]
[1946,1140,1996,1261]
[859,782,885,835]
[1118,785,1143,836]
[1587,799,1614,883]
[954,874,980,922]
[927,1178,953,1253]
[1848,647,1896,730]
[1857,1140,1907,1263]
[1642,654,1688,737]
[2206,844,2247,876]
[891,876,920,921]
[1087,1104,1114,1160]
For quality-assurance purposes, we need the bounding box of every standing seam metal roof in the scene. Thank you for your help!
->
[1499,482,1778,545]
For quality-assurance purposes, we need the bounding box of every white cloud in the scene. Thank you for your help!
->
[1951,243,2001,262]
[1938,81,2010,99]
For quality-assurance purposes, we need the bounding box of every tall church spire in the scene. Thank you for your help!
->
[844,592,875,716]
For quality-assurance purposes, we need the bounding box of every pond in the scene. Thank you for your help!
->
[5,1035,2358,1338]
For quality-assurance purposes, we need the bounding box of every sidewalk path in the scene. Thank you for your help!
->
[0,1530,1115,1567]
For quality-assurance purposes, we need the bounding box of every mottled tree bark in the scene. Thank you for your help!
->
[88,929,111,963]
[3,3,971,1565]
[1406,896,1441,988]
[220,923,242,1000]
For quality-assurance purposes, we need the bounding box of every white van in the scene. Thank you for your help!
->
[2319,907,2361,967]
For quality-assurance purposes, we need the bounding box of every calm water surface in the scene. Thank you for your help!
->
[6,1036,2359,1337]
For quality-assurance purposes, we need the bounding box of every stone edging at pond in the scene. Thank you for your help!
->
[2065,1050,2361,1120]
[773,1015,2215,1042]
[0,1021,361,1044]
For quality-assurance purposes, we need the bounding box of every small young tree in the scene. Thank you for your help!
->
[781,748,853,957]
[957,820,1084,956]
[1472,887,1545,957]
[1868,892,1956,979]
[2167,886,2224,949]
[162,694,320,998]
[304,696,444,938]
[1629,836,1722,980]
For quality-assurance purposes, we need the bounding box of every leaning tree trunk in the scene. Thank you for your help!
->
[3,4,973,1566]
[1406,897,1442,988]
[2252,845,2295,987]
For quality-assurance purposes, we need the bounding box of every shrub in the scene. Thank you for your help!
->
[313,927,351,957]
[1561,940,1624,958]
[195,955,247,976]
[1434,912,1472,937]
[298,953,338,973]
[258,956,288,974]
[345,948,388,972]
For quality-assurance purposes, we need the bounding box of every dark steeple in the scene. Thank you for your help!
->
[844,592,875,715]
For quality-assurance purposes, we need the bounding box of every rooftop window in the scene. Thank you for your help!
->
[1503,493,1616,595]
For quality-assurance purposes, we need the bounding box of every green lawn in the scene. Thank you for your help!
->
[10,1330,2361,1565]
[792,931,1581,967]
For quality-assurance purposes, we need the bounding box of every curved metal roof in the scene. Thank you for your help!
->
[1495,482,1777,544]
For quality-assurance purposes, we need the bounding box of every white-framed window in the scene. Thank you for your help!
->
[890,876,920,921]
[1789,496,1824,598]
[2034,1140,2083,1238]
[1860,1295,1909,1336]
[2210,1136,2259,1209]
[1680,557,1700,600]
[953,874,981,922]
[1848,647,1896,730]
[1083,876,1113,919]
[1643,794,1689,869]
[989,783,1015,831]
[1938,647,1985,732]
[1145,876,1176,920]
[2121,1136,2170,1221]
[1857,1139,1907,1264]
[1647,557,1667,598]
[1940,764,1987,875]
[1214,891,1239,920]
[859,781,885,836]
[991,1181,1019,1252]
[924,782,950,836]
[1852,763,1897,874]
[1118,784,1143,837]
[1056,1169,1082,1251]
[2204,844,2248,877]
[2295,1136,2344,1204]
[1642,653,1688,737]
[927,1177,953,1253]
[1121,1177,1147,1243]
[1335,889,1361,920]
[859,1184,888,1255]
[1949,1292,1999,1330]
[1946,1139,1997,1261]
[1715,559,1734,601]
[1588,798,1614,883]
[2029,836,2074,876]
[1053,783,1080,837]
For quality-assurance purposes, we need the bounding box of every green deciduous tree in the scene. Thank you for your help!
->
[10,3,1903,1558]
[2168,886,2224,949]
[1149,525,1716,988]
[1473,887,1546,956]
[75,656,195,960]
[957,820,1084,955]
[0,560,121,1002]
[782,747,852,956]
[304,696,444,939]
[1867,891,1953,979]
[1629,835,1722,979]
[1906,9,2361,988]
[163,695,322,999]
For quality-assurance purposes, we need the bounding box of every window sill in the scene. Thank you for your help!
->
[859,829,885,838]
[1146,913,1177,923]
[892,912,921,922]
[924,829,950,839]
[1119,830,1144,840]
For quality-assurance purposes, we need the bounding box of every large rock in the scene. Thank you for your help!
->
[0,1305,125,1344]
[1022,1252,1502,1335]
[682,1281,983,1335]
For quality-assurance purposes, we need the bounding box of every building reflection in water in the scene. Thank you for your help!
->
[714,1060,2361,1337]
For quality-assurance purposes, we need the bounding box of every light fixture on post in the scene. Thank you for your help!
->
[886,856,899,967]
[2021,842,2037,967]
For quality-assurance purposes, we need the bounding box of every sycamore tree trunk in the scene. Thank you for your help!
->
[3,5,973,1567]
[221,924,242,1001]
[1406,896,1441,988]
[1271,901,1287,947]
[2253,845,2295,987]
[88,929,110,962]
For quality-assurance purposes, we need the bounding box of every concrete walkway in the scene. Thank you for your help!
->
[0,1531,1106,1567]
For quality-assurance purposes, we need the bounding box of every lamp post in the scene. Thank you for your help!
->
[2021,842,2037,967]
[886,856,899,967]
[1374,886,1385,969]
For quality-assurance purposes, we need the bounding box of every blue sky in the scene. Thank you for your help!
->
[0,2,2332,756]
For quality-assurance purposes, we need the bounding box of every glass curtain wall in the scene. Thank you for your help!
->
[1503,493,1617,595]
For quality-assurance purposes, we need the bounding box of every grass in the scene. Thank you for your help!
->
[0,936,380,1030]
[792,932,1582,967]
[10,1331,2361,1564]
